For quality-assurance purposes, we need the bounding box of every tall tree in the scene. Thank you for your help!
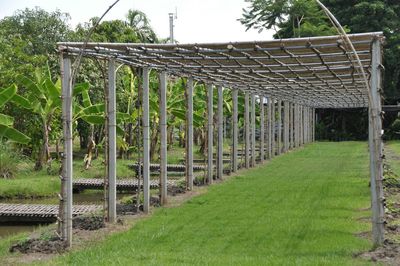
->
[240,0,337,38]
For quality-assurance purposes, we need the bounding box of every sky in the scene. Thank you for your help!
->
[0,0,274,43]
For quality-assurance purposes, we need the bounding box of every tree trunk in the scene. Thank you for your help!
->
[35,119,50,171]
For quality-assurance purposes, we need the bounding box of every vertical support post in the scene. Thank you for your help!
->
[293,103,299,148]
[142,67,150,213]
[61,55,73,246]
[207,83,214,183]
[251,94,256,167]
[232,89,238,172]
[245,92,250,168]
[217,85,223,179]
[267,97,272,159]
[369,38,384,246]
[271,98,276,157]
[260,96,265,163]
[312,108,316,142]
[283,101,289,152]
[107,59,117,222]
[289,102,294,150]
[277,100,282,155]
[186,77,194,189]
[159,71,168,205]
[299,105,303,146]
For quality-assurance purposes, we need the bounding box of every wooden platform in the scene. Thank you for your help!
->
[73,178,182,192]
[0,204,101,223]
[128,163,206,173]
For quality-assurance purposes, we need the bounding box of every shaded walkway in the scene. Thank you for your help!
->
[56,142,371,265]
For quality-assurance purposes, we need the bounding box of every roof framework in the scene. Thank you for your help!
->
[58,32,384,108]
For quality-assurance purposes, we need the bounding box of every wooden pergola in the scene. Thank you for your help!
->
[58,31,385,247]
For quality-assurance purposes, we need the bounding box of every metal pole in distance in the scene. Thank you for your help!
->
[186,77,194,189]
[61,55,73,246]
[267,97,272,159]
[142,67,150,213]
[217,85,223,179]
[271,98,276,157]
[260,96,265,163]
[289,102,293,150]
[232,89,238,172]
[277,100,282,155]
[107,59,117,222]
[245,92,250,168]
[207,83,214,183]
[251,94,256,167]
[159,71,168,205]
[369,38,385,246]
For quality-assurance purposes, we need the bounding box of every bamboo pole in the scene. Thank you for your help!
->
[251,94,256,167]
[159,71,168,204]
[369,38,385,246]
[186,77,194,189]
[61,55,73,247]
[245,92,250,168]
[142,67,150,213]
[207,83,214,183]
[217,85,223,179]
[107,59,117,222]
[260,96,265,163]
[232,89,238,172]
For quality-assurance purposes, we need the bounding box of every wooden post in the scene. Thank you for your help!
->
[186,78,194,189]
[142,67,150,213]
[271,98,276,157]
[232,89,238,172]
[159,71,168,205]
[260,96,265,163]
[107,59,117,222]
[369,38,385,246]
[245,92,250,168]
[267,97,272,159]
[207,83,214,183]
[251,94,256,167]
[61,55,73,246]
[217,85,223,179]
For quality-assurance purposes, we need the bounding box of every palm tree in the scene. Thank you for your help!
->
[126,9,158,43]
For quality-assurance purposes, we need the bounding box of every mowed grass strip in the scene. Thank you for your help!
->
[50,142,372,265]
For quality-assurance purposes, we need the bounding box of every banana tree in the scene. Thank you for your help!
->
[15,65,99,170]
[0,84,30,144]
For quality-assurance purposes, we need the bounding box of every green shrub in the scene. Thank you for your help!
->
[0,144,19,178]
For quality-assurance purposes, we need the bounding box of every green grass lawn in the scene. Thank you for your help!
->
[385,141,400,175]
[46,142,372,265]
